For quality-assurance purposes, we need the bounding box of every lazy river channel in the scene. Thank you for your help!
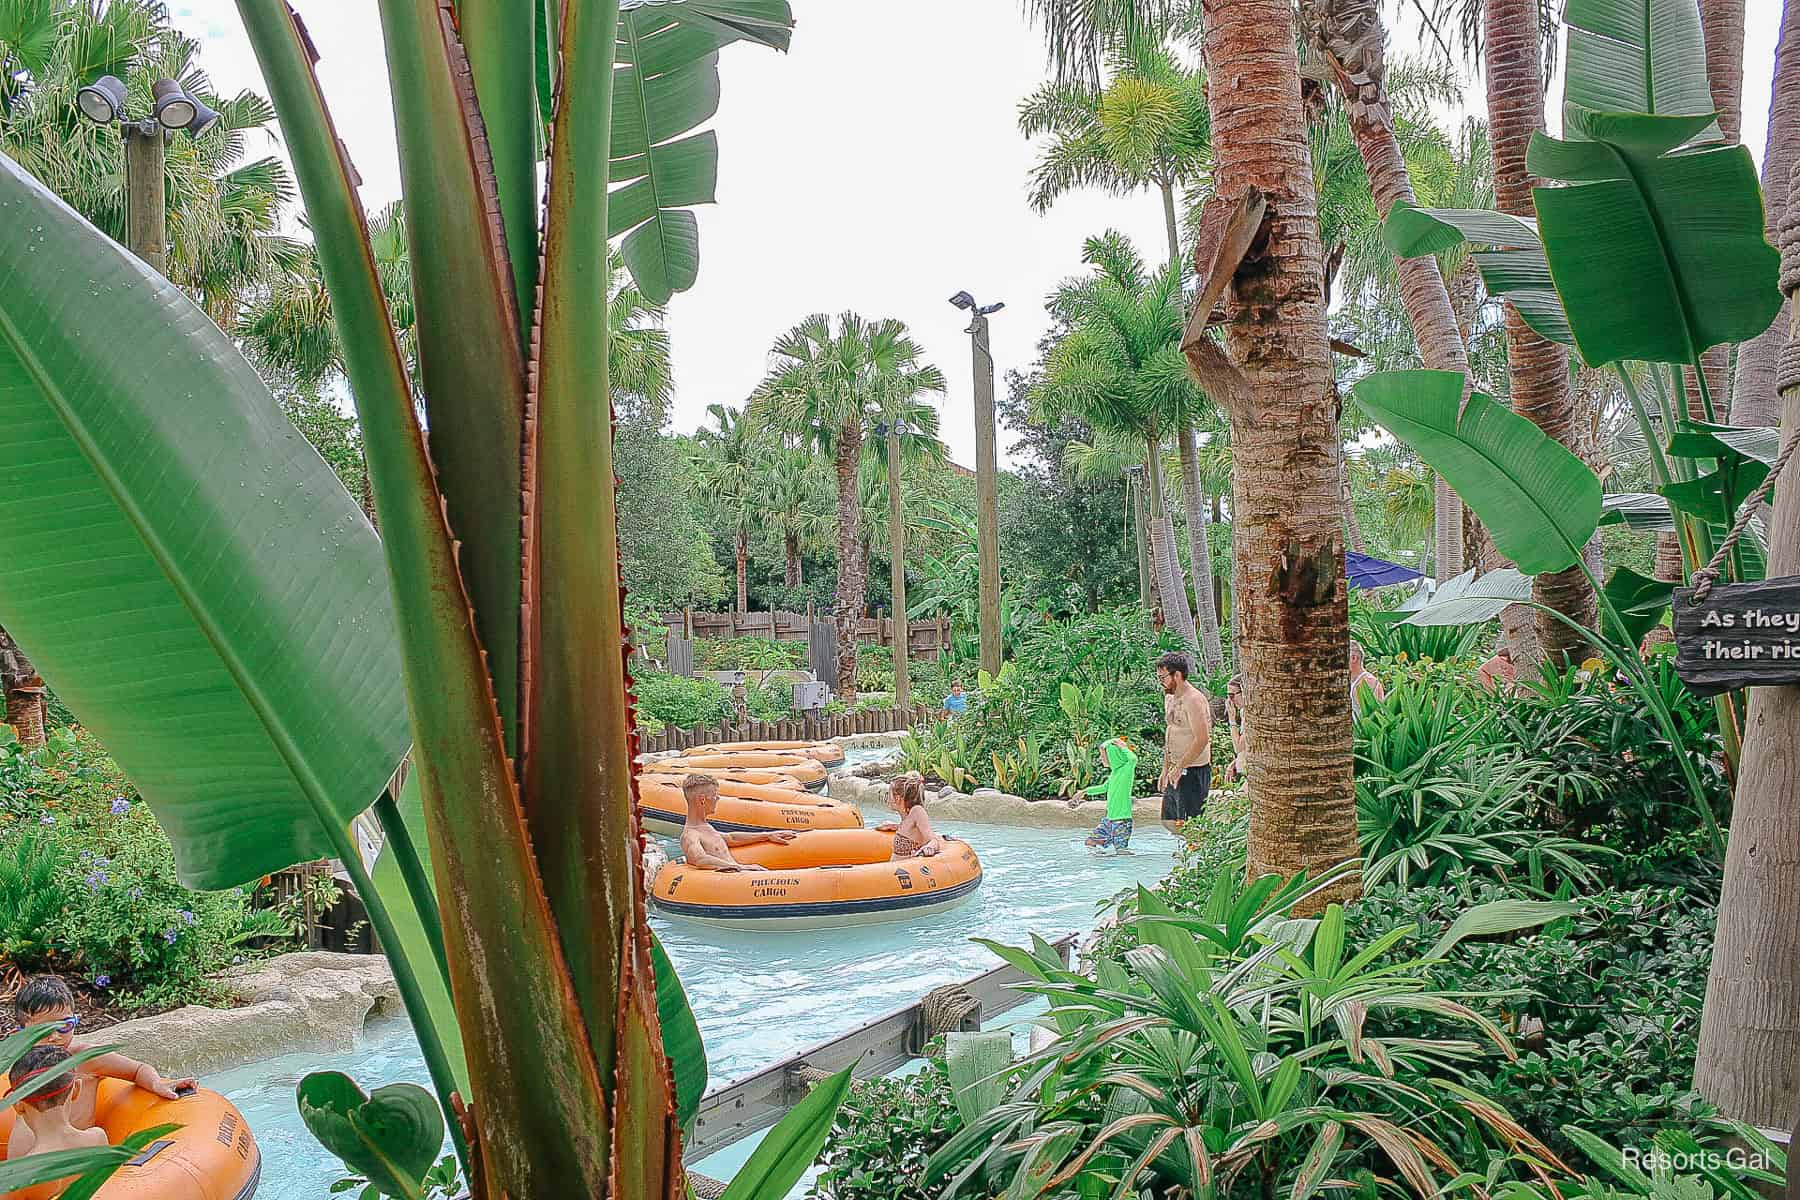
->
[209,757,1180,1195]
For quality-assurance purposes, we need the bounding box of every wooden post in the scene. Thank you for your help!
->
[969,310,1003,677]
[122,124,167,274]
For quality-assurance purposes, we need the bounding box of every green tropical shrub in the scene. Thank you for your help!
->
[631,673,733,733]
[695,636,807,671]
[1344,882,1718,1160]
[0,730,285,1008]
[810,1058,962,1200]
[926,882,1574,1199]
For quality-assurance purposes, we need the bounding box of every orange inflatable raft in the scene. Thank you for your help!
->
[0,1079,259,1200]
[687,740,847,767]
[659,753,828,791]
[650,829,983,929]
[636,775,863,836]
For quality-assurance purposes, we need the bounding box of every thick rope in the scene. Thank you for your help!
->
[1689,429,1800,602]
[921,984,982,1036]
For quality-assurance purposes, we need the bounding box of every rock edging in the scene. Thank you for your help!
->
[829,773,1166,829]
[101,951,399,1080]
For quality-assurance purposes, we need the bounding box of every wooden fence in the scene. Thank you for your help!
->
[661,609,950,660]
[637,705,934,755]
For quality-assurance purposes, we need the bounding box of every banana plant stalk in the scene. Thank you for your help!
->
[230,1,795,1196]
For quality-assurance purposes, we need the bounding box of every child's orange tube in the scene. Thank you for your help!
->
[0,1079,260,1200]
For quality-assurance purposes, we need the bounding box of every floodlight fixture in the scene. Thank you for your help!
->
[948,290,975,310]
[151,78,198,130]
[76,75,127,125]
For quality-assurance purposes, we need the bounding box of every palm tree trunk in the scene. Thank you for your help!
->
[783,530,802,589]
[0,624,46,749]
[1484,0,1595,667]
[1341,462,1366,555]
[1730,0,1800,427]
[1694,195,1800,1130]
[886,427,910,708]
[1145,441,1199,651]
[1131,473,1153,609]
[735,530,749,614]
[1197,0,1359,908]
[1160,179,1182,272]
[1676,0,1743,426]
[1449,258,1497,572]
[833,423,863,699]
[1179,427,1225,671]
[1310,0,1466,583]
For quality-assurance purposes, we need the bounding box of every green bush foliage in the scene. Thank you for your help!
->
[809,1058,961,1200]
[0,730,283,1010]
[898,609,1186,798]
[694,636,806,671]
[631,673,733,733]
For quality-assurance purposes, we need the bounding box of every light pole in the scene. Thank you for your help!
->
[878,418,912,710]
[950,290,1004,678]
[77,74,220,273]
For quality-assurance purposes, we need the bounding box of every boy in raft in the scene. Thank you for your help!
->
[5,975,195,1161]
[678,774,794,872]
[877,773,943,859]
[7,1043,109,1165]
[1083,737,1138,853]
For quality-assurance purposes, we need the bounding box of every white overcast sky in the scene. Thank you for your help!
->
[173,1,1782,467]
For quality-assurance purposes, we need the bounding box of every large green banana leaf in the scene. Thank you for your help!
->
[1352,371,1602,575]
[1560,0,1716,138]
[1399,569,1532,627]
[1524,0,1780,367]
[1383,205,1573,348]
[0,151,410,889]
[611,0,792,302]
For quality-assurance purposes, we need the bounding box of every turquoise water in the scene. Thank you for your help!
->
[210,765,1177,1196]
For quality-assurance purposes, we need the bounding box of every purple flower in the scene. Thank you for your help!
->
[110,797,130,816]
[162,928,179,944]
[38,813,54,825]
[179,909,195,926]
[84,869,107,890]
[93,974,110,989]
[128,886,143,901]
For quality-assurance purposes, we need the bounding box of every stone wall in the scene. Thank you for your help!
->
[101,951,399,1079]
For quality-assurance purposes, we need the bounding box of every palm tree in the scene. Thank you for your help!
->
[1020,41,1210,266]
[1302,0,1479,586]
[0,0,297,323]
[1022,44,1227,667]
[242,217,672,416]
[758,448,830,589]
[694,404,765,614]
[1474,0,1593,664]
[754,314,946,698]
[1036,232,1215,661]
[1729,0,1799,427]
[239,202,418,388]
[1188,0,1359,906]
[1021,0,1196,86]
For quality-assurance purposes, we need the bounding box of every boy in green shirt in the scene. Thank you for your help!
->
[1082,737,1139,853]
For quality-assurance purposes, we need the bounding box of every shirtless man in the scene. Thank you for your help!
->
[677,774,794,871]
[1157,652,1213,836]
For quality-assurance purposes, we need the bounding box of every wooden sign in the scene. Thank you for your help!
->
[1673,577,1800,695]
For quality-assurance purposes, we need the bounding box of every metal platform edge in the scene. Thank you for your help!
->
[685,931,1076,1163]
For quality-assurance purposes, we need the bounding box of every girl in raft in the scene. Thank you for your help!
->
[1083,736,1139,853]
[877,772,944,859]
